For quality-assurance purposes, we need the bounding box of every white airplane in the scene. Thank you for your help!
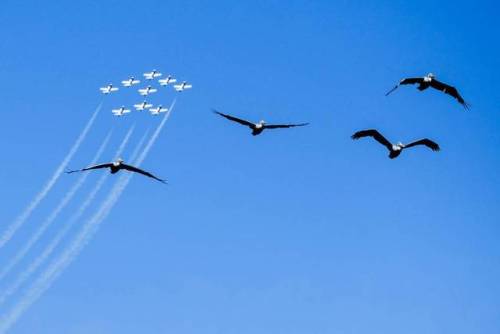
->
[99,84,119,94]
[144,69,162,80]
[138,85,158,96]
[158,75,177,86]
[134,101,153,111]
[111,106,131,117]
[150,105,168,115]
[121,77,141,87]
[174,81,193,92]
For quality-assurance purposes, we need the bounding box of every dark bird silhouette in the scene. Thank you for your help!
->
[67,158,166,183]
[386,73,469,109]
[213,109,308,136]
[351,129,440,159]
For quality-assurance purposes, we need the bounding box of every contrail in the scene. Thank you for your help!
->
[0,129,150,334]
[0,100,176,334]
[0,127,144,307]
[136,98,176,165]
[0,103,103,249]
[0,126,134,283]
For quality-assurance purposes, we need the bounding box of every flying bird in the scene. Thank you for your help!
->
[351,129,440,159]
[386,73,469,109]
[67,159,166,183]
[213,110,309,136]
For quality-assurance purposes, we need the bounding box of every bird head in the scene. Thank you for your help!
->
[427,73,435,79]
[396,142,405,148]
[116,158,124,164]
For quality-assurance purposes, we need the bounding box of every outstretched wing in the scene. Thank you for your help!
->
[66,163,113,174]
[351,129,392,150]
[404,139,440,151]
[430,79,469,109]
[121,163,167,184]
[212,109,254,127]
[264,123,309,129]
[385,77,424,96]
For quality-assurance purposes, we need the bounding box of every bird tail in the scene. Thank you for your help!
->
[385,85,399,96]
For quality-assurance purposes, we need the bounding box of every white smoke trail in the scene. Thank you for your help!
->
[136,98,176,166]
[0,127,146,307]
[0,100,176,334]
[0,126,134,283]
[0,103,103,249]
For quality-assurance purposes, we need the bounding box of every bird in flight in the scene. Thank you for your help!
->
[351,129,440,159]
[67,159,166,184]
[385,73,469,109]
[213,110,309,136]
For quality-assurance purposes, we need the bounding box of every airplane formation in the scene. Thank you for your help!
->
[78,70,468,184]
[99,69,192,117]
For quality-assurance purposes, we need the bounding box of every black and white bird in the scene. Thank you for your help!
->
[386,73,469,109]
[66,158,166,183]
[213,110,308,136]
[351,129,440,159]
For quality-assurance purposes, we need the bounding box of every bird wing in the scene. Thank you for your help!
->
[404,139,440,151]
[121,163,167,184]
[66,163,113,174]
[264,123,309,129]
[430,79,469,109]
[385,77,424,96]
[351,129,393,150]
[400,77,424,85]
[212,109,254,127]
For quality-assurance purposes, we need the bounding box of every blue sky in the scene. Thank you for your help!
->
[0,0,499,333]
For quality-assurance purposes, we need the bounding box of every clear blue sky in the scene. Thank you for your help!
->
[0,0,499,333]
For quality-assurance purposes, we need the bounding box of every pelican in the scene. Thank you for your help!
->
[386,73,469,109]
[67,158,166,183]
[351,129,440,159]
[213,110,309,136]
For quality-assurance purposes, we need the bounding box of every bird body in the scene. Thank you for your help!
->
[351,129,440,159]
